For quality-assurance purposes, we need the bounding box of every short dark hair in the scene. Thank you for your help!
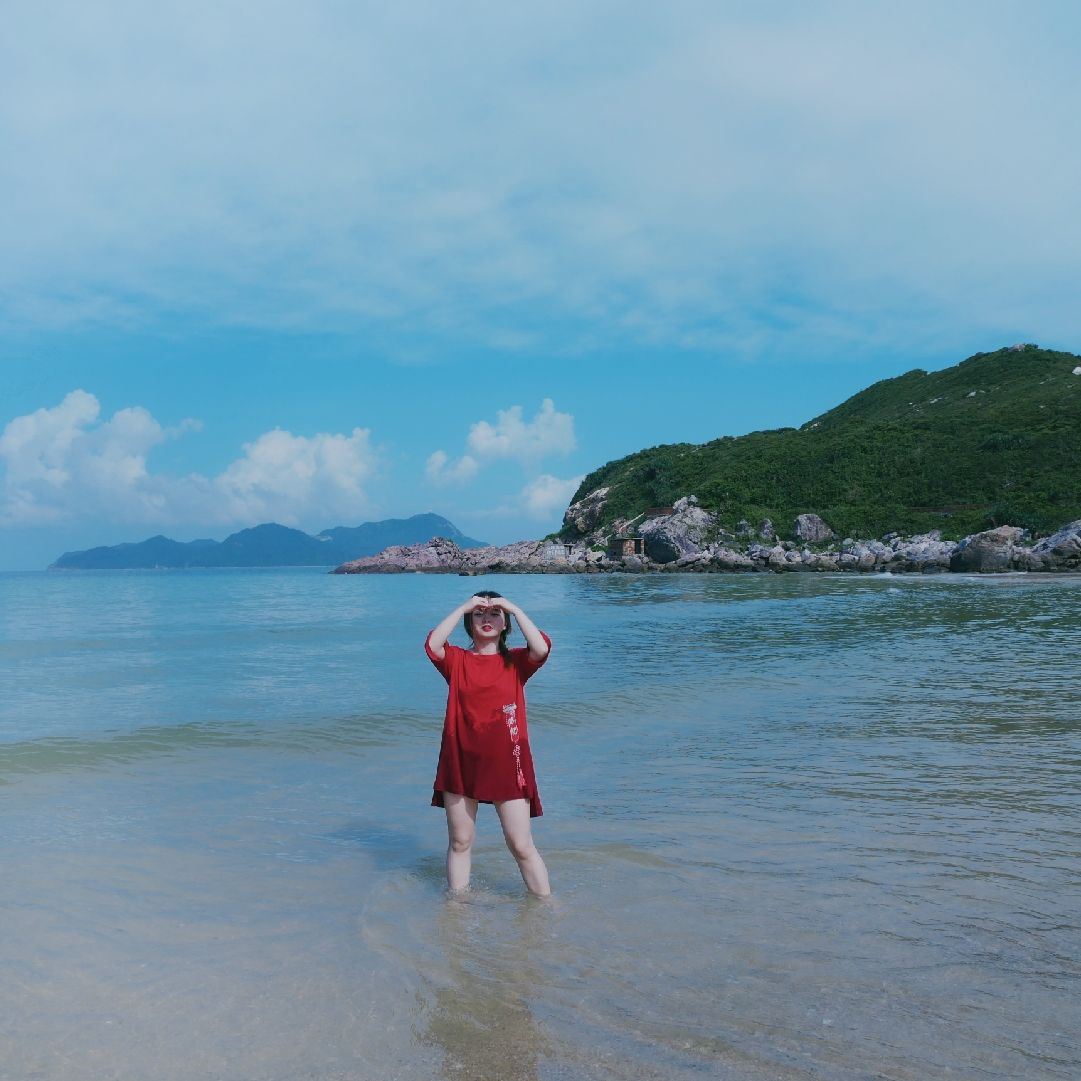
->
[463,589,513,665]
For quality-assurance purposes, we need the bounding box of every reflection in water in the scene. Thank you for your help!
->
[423,896,553,1081]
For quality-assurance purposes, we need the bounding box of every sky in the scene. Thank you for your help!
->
[2,1,1080,570]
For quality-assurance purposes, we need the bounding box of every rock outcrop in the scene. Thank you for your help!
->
[334,537,591,575]
[794,513,836,543]
[887,532,956,572]
[949,526,1027,573]
[333,536,466,573]
[332,508,1081,577]
[1026,519,1081,571]
[562,487,609,537]
[638,496,715,564]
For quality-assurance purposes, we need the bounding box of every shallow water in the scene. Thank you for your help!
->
[1,569,1079,1080]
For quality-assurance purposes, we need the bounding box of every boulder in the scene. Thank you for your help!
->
[746,543,771,567]
[758,518,776,541]
[675,550,710,568]
[889,532,956,571]
[638,495,716,564]
[949,526,1026,573]
[562,487,609,537]
[855,540,893,568]
[1028,519,1081,570]
[794,513,836,544]
[711,547,756,570]
[1012,548,1048,572]
[766,545,788,571]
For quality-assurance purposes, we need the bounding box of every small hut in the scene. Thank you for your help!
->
[539,542,575,562]
[607,534,644,560]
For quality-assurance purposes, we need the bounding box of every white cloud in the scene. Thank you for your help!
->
[519,474,584,519]
[0,390,104,493]
[427,399,576,485]
[464,473,585,536]
[466,399,576,462]
[0,391,377,528]
[425,449,479,485]
[0,391,175,524]
[213,427,376,525]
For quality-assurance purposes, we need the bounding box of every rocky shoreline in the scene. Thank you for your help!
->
[332,497,1081,576]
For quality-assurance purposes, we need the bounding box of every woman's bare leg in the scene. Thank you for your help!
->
[495,799,551,896]
[443,793,478,892]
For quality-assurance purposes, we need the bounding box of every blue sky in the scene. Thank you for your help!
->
[2,2,1080,570]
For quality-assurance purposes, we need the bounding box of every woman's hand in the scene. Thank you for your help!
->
[500,600,548,661]
[430,598,490,660]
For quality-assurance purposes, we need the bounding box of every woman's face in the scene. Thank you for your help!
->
[471,605,506,639]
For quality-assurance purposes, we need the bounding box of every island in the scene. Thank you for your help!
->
[336,345,1081,576]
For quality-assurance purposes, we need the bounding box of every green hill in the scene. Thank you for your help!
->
[563,345,1081,541]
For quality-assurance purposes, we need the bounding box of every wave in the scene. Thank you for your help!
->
[0,710,431,784]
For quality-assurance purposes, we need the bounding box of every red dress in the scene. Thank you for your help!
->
[426,630,551,818]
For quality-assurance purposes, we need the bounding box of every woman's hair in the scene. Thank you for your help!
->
[463,589,514,665]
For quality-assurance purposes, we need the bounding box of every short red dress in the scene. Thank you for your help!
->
[426,630,551,818]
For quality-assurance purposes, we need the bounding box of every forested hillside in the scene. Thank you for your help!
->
[563,346,1081,540]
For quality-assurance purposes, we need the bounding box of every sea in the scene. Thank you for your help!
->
[1,567,1079,1081]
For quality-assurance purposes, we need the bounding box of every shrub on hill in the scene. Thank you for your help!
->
[563,346,1081,541]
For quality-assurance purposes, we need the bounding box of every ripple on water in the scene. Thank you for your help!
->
[1,570,1079,1079]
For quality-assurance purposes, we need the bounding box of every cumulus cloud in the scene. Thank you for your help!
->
[425,449,479,485]
[0,391,376,528]
[427,399,575,484]
[0,391,175,524]
[466,399,576,462]
[213,427,376,524]
[519,474,584,519]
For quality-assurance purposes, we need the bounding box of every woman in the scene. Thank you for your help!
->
[425,591,552,896]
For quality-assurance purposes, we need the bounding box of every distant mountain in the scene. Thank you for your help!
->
[50,514,486,569]
[562,345,1081,541]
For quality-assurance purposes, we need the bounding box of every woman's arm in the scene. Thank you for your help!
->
[427,596,486,660]
[500,600,550,662]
